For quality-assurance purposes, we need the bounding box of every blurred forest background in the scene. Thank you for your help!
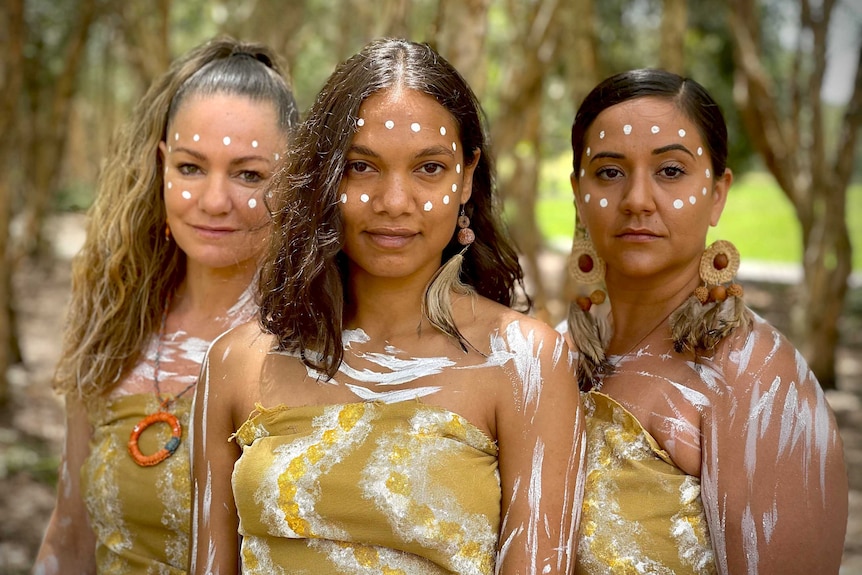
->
[1,0,861,571]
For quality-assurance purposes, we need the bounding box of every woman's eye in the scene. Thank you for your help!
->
[418,162,444,176]
[238,170,265,184]
[658,165,686,178]
[596,167,623,180]
[347,160,373,174]
[177,163,202,176]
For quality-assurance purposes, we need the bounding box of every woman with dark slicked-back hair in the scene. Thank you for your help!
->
[191,38,585,575]
[35,36,298,574]
[564,68,847,574]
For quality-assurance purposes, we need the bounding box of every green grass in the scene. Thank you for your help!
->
[531,155,862,271]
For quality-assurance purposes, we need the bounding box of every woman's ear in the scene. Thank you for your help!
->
[460,148,481,205]
[709,168,733,227]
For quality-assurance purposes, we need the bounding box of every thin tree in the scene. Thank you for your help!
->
[727,0,862,388]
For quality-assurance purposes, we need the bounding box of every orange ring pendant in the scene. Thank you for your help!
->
[128,411,183,467]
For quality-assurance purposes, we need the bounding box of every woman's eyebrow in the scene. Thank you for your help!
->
[652,143,695,158]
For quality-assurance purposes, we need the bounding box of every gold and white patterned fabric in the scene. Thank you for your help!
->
[231,401,501,574]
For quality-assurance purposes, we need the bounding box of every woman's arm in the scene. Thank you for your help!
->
[701,321,848,574]
[495,320,586,574]
[190,333,245,575]
[33,396,97,575]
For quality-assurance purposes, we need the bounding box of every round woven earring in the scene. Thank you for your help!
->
[457,205,475,246]
[695,239,742,304]
[568,236,606,311]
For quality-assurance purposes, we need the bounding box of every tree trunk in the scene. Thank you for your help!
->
[0,0,25,406]
[433,0,491,93]
[660,0,687,74]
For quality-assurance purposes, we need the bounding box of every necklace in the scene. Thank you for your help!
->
[127,293,197,467]
[591,310,674,392]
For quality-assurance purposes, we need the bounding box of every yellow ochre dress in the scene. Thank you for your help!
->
[577,391,716,575]
[81,290,256,574]
[231,401,501,575]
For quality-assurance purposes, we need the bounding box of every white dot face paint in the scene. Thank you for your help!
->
[193,134,200,142]
[168,145,172,153]
[697,147,703,156]
[451,184,457,193]
[340,193,348,204]
[673,199,684,209]
[452,142,457,151]
[651,125,660,134]
[689,196,697,205]
[167,181,173,189]
[360,194,369,203]
[443,195,450,205]
[385,120,395,130]
[580,169,585,178]
[410,123,421,133]
[702,187,708,196]
[586,147,591,157]
[357,118,365,127]
[623,124,632,135]
[456,164,461,174]
[182,190,192,200]
[705,169,711,178]
[440,126,446,136]
[252,140,258,148]
[423,201,433,211]
[678,129,686,137]
[248,198,257,209]
[174,133,179,141]
[584,194,591,203]
[599,198,608,208]
[599,130,605,139]
[223,136,231,146]
[274,153,280,161]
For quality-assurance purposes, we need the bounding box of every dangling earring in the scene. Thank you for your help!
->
[457,205,475,246]
[164,223,171,241]
[566,228,611,390]
[671,239,750,354]
[423,203,476,353]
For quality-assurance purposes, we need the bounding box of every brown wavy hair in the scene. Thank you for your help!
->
[54,36,299,400]
[258,38,526,380]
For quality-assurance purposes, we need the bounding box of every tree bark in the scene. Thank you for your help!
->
[660,0,687,74]
[727,0,857,388]
[433,0,491,93]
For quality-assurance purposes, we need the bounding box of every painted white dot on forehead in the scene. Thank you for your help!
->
[678,129,686,137]
[385,120,395,129]
[410,122,421,133]
[705,168,711,178]
[673,199,684,209]
[340,193,347,204]
[357,118,365,127]
[689,195,697,205]
[440,126,447,136]
[623,124,632,135]
[248,198,257,209]
[452,142,457,151]
[360,193,369,203]
[223,136,231,146]
[174,133,179,141]
[193,134,200,142]
[599,130,605,139]
[275,153,280,161]
[456,164,461,174]
[697,147,703,156]
[599,197,608,208]
[182,190,192,200]
[423,201,433,211]
[443,195,450,205]
[252,140,258,148]
[651,125,660,134]
[586,147,591,157]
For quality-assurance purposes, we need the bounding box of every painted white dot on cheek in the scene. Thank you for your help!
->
[673,199,684,209]
[584,193,591,203]
[248,198,257,209]
[410,122,421,132]
[452,142,457,152]
[223,136,231,146]
[599,130,605,139]
[385,120,394,129]
[193,134,200,142]
[182,190,192,200]
[451,183,458,193]
[443,195,450,205]
[167,181,172,189]
[357,118,365,127]
[689,196,697,205]
[705,168,711,178]
[678,129,686,137]
[440,126,446,136]
[599,197,608,208]
[580,168,585,178]
[456,164,461,174]
[586,147,591,157]
[702,186,708,196]
[174,133,179,141]
[340,193,347,203]
[423,201,433,211]
[623,124,632,135]
[697,147,703,156]
[252,140,258,148]
[651,125,660,134]
[360,194,369,203]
